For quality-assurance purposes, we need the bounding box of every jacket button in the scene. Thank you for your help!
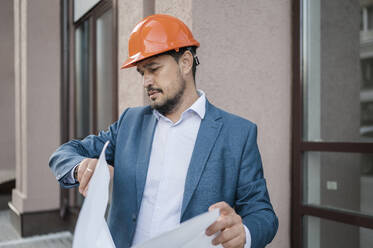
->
[132,214,136,222]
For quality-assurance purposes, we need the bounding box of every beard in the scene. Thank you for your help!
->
[148,77,186,116]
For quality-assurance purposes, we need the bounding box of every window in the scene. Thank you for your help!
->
[74,1,117,139]
[61,0,117,211]
[292,0,373,247]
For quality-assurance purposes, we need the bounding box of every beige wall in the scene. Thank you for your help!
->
[0,0,15,174]
[118,1,291,247]
[192,1,291,247]
[117,0,147,114]
[155,0,192,28]
[11,0,61,213]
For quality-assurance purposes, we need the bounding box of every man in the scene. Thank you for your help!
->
[49,14,278,248]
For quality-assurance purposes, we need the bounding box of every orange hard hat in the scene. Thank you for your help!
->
[121,14,200,69]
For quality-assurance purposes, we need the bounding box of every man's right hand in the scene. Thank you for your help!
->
[76,158,114,197]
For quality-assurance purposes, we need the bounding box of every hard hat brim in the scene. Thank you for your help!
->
[120,42,200,69]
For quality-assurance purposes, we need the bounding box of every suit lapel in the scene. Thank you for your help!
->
[136,110,158,211]
[181,101,222,218]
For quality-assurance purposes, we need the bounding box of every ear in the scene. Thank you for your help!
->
[179,50,193,76]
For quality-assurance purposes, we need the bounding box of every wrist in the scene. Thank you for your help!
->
[74,165,79,181]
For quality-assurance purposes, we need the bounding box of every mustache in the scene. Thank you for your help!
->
[146,87,163,94]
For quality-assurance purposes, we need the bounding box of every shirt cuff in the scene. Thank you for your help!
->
[243,224,251,248]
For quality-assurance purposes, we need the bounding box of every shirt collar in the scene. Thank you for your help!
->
[189,89,206,119]
[153,89,206,121]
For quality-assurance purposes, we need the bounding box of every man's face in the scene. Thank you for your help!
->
[136,54,186,115]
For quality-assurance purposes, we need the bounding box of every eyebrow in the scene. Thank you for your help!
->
[136,62,159,74]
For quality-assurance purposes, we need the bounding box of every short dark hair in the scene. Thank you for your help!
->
[165,46,198,81]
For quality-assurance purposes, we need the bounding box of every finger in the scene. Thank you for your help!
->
[78,160,88,193]
[82,160,98,195]
[212,226,238,246]
[77,159,88,182]
[79,159,97,195]
[83,180,89,197]
[83,187,88,197]
[206,215,235,236]
[209,201,234,215]
[221,234,244,248]
[82,159,100,196]
[79,169,92,195]
[208,201,228,211]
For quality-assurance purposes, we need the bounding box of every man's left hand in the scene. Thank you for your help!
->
[205,201,246,248]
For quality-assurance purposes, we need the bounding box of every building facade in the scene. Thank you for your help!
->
[1,0,372,247]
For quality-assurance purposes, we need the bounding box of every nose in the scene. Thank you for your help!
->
[143,73,154,88]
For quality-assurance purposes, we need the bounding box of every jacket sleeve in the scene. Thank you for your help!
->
[48,108,129,188]
[235,124,278,248]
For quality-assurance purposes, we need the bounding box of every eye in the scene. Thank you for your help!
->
[150,67,159,73]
